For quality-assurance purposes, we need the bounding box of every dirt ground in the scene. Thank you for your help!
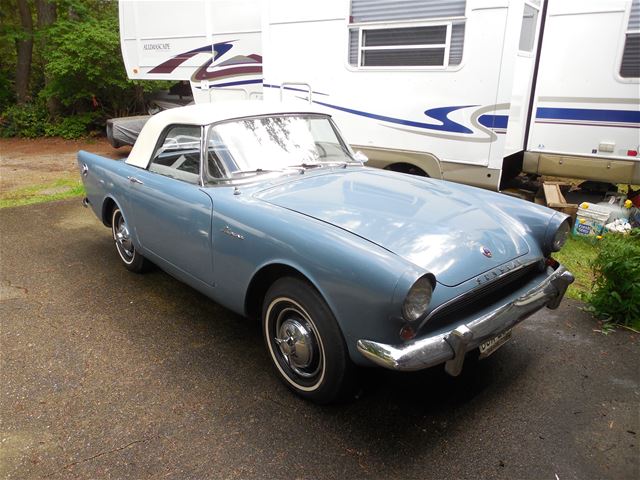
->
[0,137,129,194]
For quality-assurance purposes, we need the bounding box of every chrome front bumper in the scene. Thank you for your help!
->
[357,265,574,375]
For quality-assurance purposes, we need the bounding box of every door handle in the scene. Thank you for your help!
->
[127,176,144,185]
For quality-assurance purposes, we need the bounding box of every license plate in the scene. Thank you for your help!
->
[479,329,512,359]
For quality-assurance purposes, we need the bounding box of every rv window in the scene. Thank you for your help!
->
[354,25,450,67]
[363,48,445,67]
[348,0,466,68]
[348,28,358,65]
[620,0,640,78]
[449,22,465,66]
[518,3,539,53]
[364,26,447,46]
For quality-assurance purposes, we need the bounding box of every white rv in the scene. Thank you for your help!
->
[119,0,640,190]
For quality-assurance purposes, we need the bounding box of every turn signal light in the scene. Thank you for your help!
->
[399,325,416,341]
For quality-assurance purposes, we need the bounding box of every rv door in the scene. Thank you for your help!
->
[523,0,640,184]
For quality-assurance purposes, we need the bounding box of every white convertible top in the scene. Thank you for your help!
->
[125,100,329,169]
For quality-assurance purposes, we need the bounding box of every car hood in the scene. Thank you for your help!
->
[254,169,530,286]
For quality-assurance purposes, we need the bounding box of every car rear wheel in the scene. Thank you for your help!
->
[111,207,148,273]
[262,277,354,404]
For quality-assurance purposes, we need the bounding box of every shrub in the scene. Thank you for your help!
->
[0,69,15,112]
[42,16,135,116]
[42,16,171,119]
[589,230,640,328]
[0,105,97,140]
[0,102,48,138]
[44,112,99,139]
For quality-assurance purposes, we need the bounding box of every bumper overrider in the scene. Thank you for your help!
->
[357,265,574,375]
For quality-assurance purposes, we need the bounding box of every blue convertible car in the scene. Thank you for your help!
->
[78,101,574,403]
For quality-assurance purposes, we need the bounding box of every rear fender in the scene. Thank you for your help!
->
[77,150,142,248]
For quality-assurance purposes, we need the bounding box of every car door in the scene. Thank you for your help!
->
[126,124,214,285]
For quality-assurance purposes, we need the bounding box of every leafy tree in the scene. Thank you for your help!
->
[0,0,175,138]
[15,0,33,104]
[43,14,146,117]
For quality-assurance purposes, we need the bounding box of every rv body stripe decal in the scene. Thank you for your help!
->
[478,114,509,130]
[194,79,263,89]
[192,65,263,82]
[148,42,233,74]
[535,120,640,129]
[538,96,640,105]
[536,107,640,124]
[308,102,637,132]
[217,54,262,67]
[265,84,504,135]
[306,100,477,134]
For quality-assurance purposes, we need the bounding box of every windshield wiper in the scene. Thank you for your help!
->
[232,168,285,176]
[324,161,352,168]
[233,161,354,177]
[289,161,355,170]
[288,163,323,169]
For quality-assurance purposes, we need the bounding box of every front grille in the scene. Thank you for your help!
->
[423,261,541,333]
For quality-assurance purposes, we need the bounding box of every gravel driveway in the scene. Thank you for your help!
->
[1,200,638,479]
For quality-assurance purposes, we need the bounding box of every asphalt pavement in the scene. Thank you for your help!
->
[1,200,638,479]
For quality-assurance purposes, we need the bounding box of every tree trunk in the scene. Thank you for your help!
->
[35,0,56,27]
[15,0,34,104]
[36,0,59,116]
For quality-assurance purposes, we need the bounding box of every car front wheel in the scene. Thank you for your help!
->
[262,277,354,404]
[111,207,148,273]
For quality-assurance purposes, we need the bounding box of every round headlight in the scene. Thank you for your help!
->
[551,219,571,252]
[402,277,433,322]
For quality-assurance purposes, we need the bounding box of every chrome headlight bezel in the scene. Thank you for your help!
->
[546,217,571,253]
[402,276,434,322]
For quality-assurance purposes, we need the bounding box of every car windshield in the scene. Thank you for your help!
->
[204,114,356,182]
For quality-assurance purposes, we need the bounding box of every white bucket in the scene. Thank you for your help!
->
[572,203,610,237]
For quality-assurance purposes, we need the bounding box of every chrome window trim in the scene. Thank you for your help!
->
[199,125,206,187]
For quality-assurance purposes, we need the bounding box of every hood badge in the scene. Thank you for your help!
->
[481,246,492,258]
[476,258,524,286]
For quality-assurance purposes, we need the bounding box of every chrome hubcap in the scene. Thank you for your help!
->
[115,216,134,259]
[274,310,319,378]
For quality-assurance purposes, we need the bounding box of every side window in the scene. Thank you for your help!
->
[348,0,466,68]
[205,127,238,180]
[518,2,540,53]
[149,125,202,184]
[308,118,348,160]
[620,0,640,78]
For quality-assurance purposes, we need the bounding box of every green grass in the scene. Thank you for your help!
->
[555,235,599,301]
[0,179,85,209]
[542,235,640,331]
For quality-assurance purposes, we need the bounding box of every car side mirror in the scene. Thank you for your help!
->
[353,151,368,163]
